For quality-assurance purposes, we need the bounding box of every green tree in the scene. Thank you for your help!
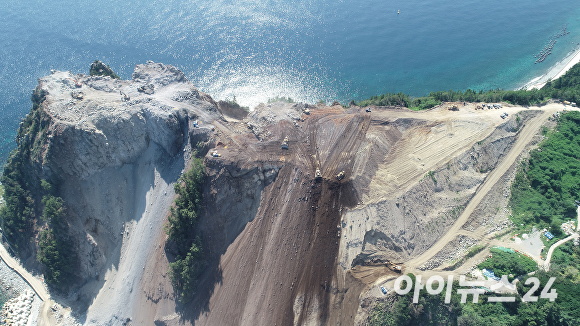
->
[166,157,207,302]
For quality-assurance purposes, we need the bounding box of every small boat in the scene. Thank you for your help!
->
[397,9,400,14]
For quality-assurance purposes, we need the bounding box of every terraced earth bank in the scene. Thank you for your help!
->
[7,62,569,325]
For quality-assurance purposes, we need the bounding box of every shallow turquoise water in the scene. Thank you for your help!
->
[1,0,580,160]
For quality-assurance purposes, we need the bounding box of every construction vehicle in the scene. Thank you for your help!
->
[336,171,345,181]
[303,108,310,115]
[281,137,289,149]
[448,105,459,111]
[387,262,403,273]
[211,151,221,157]
[365,107,372,113]
[315,168,322,181]
[356,257,403,273]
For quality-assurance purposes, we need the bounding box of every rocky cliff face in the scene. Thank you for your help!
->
[7,61,551,325]
[4,62,227,322]
[37,63,216,179]
[35,63,217,281]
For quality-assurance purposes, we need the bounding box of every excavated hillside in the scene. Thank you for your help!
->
[9,62,569,325]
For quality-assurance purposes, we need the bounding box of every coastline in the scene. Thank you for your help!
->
[521,45,580,90]
[0,258,41,325]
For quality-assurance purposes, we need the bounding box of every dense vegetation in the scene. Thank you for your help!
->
[478,248,537,280]
[510,111,580,230]
[0,88,47,250]
[0,88,77,290]
[357,89,548,110]
[505,100,580,325]
[368,276,462,326]
[267,96,295,103]
[358,61,580,109]
[89,60,120,79]
[166,157,206,302]
[369,273,576,326]
[550,241,580,282]
[36,181,77,287]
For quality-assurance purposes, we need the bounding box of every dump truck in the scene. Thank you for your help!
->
[336,171,345,180]
[281,137,289,150]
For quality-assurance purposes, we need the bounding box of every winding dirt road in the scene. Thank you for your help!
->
[0,241,56,325]
[0,242,48,301]
[543,207,580,271]
[543,233,579,271]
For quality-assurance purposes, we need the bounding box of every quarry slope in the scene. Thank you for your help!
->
[194,102,568,326]
[11,62,571,325]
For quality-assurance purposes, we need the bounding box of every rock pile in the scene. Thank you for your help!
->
[0,290,34,325]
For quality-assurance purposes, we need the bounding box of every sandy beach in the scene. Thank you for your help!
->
[522,46,580,90]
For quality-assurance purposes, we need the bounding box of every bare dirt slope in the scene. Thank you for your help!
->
[192,106,368,326]
[187,102,569,326]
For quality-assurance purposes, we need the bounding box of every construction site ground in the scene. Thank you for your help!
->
[4,100,576,325]
[187,101,576,326]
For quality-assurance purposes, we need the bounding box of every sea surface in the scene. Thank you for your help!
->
[1,0,580,161]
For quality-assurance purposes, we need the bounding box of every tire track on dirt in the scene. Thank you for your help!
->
[406,110,552,270]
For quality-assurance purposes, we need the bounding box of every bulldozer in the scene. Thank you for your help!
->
[281,137,289,150]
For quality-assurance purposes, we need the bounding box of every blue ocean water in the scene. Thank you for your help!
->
[1,0,580,160]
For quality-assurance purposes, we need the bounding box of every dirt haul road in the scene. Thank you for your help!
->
[0,243,49,301]
[405,105,563,271]
[187,102,570,326]
[0,242,57,326]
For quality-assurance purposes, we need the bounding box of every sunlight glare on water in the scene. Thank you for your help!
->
[1,0,580,158]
